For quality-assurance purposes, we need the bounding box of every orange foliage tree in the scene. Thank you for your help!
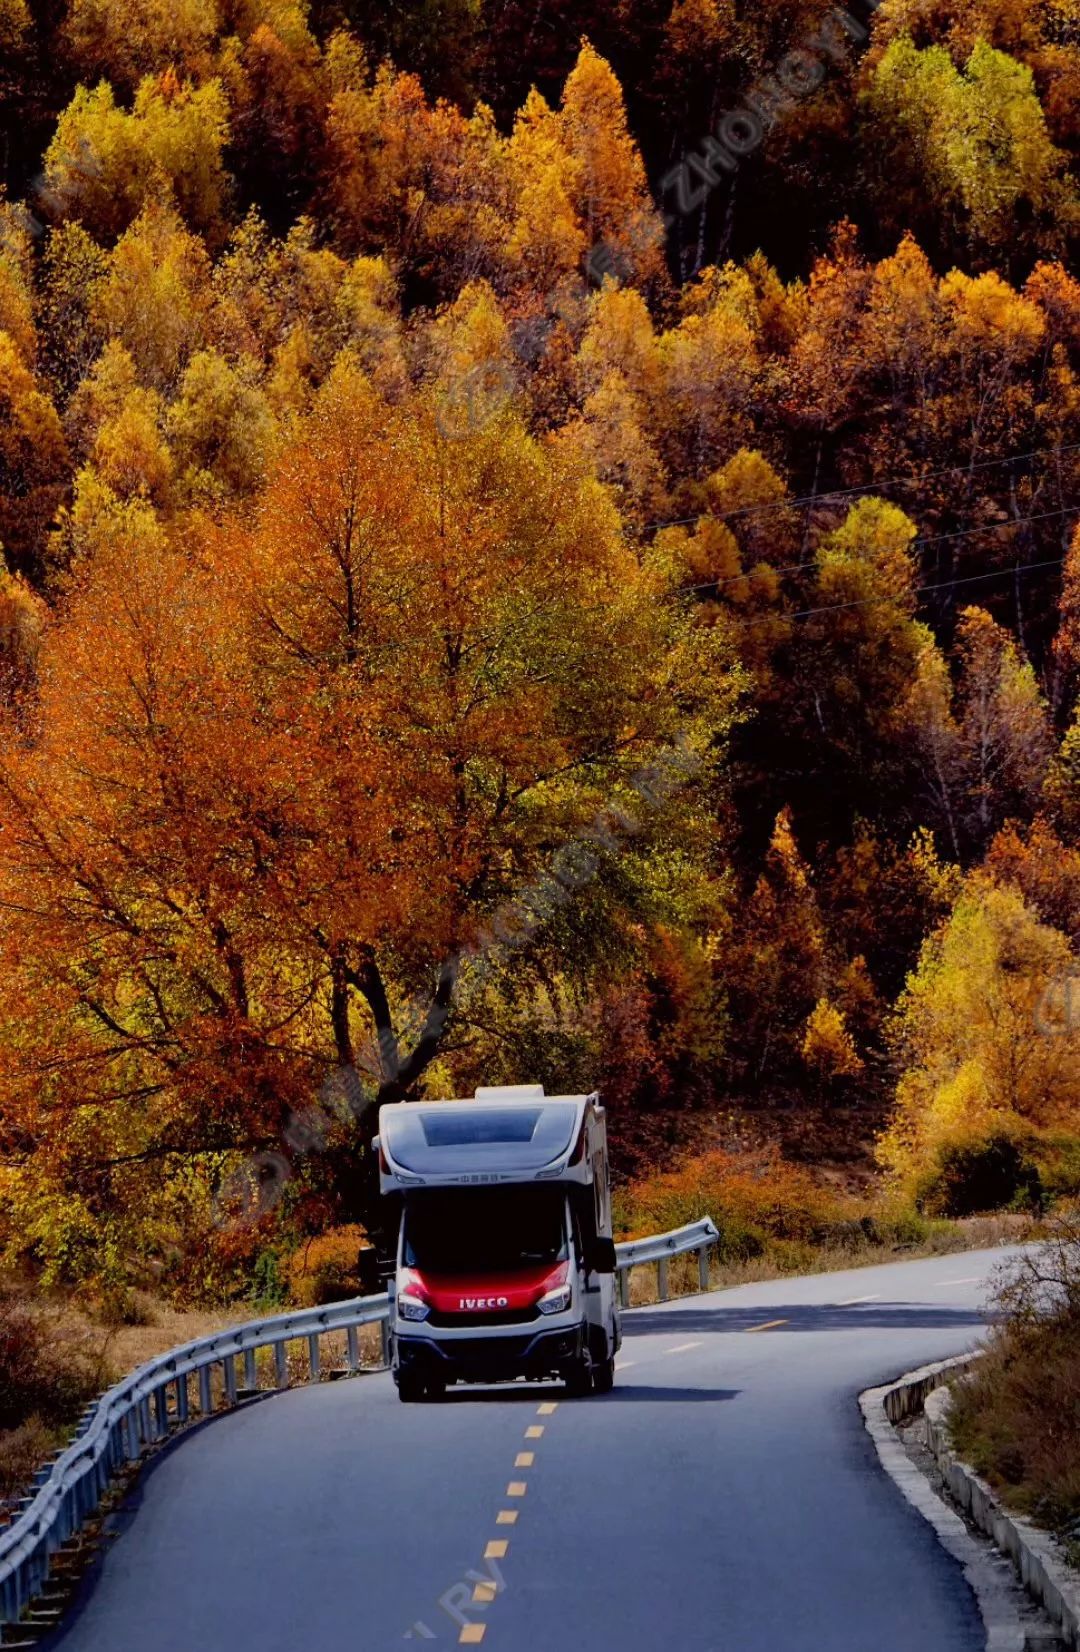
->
[0,358,736,1274]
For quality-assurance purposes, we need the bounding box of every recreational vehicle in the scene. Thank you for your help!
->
[375,1086,620,1402]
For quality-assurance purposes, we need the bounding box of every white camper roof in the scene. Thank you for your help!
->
[376,1087,602,1190]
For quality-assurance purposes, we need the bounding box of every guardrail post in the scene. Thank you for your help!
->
[175,1376,189,1426]
[657,1258,669,1302]
[618,1268,630,1309]
[379,1319,391,1368]
[274,1342,288,1389]
[153,1387,169,1437]
[698,1244,710,1293]
[346,1326,360,1373]
[198,1366,213,1415]
[223,1357,238,1407]
[307,1334,321,1382]
[243,1349,258,1392]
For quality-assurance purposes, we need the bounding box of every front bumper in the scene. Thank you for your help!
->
[395,1321,586,1384]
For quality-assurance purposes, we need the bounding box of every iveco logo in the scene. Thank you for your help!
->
[459,1296,509,1309]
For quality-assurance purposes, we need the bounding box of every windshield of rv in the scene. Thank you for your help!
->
[402,1186,570,1274]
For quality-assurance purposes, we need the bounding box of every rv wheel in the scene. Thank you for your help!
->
[592,1354,615,1395]
[397,1373,429,1403]
[564,1357,593,1398]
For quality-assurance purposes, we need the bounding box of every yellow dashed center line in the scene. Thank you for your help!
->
[745,1318,789,1333]
[665,1341,702,1354]
[462,1398,559,1641]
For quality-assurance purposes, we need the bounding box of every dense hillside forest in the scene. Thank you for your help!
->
[1,0,1080,1297]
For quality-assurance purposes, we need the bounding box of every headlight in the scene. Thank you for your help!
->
[399,1294,430,1322]
[537,1283,572,1315]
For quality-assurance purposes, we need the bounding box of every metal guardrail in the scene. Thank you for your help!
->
[0,1219,719,1630]
[614,1217,720,1307]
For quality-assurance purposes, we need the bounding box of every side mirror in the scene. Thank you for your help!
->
[357,1247,382,1295]
[588,1237,617,1275]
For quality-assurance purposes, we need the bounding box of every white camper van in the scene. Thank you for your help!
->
[375,1086,620,1402]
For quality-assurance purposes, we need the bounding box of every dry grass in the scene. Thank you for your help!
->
[0,1288,242,1511]
[0,1281,395,1514]
[0,1417,62,1501]
[622,1213,1028,1307]
[101,1300,242,1372]
[614,1141,1034,1296]
[949,1212,1080,1555]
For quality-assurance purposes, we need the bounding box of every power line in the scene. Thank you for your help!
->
[683,504,1078,599]
[645,439,1080,536]
[791,553,1069,621]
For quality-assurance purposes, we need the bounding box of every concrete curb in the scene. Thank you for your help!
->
[923,1386,1080,1649]
[860,1354,1029,1652]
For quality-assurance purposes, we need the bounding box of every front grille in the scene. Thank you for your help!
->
[452,1335,535,1364]
[428,1306,539,1328]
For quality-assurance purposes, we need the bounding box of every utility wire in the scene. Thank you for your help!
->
[683,504,1078,599]
[645,439,1080,535]
[790,553,1070,621]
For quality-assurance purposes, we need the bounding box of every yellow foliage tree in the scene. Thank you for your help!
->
[0,332,69,576]
[43,73,230,242]
[505,88,586,296]
[0,207,38,365]
[92,204,213,389]
[880,881,1080,1195]
[0,549,44,690]
[91,386,174,505]
[802,998,864,1079]
[863,36,1078,257]
[0,0,29,53]
[62,0,220,88]
[558,42,666,289]
[166,350,276,501]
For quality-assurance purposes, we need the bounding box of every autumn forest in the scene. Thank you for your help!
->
[0,0,1080,1302]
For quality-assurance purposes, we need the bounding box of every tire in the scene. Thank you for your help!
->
[564,1357,594,1398]
[397,1372,428,1403]
[592,1354,615,1395]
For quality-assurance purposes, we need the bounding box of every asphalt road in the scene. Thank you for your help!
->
[47,1247,1018,1652]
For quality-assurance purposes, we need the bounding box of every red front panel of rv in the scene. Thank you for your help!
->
[403,1260,568,1315]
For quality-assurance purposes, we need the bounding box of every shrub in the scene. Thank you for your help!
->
[1035,1134,1080,1203]
[250,1247,289,1309]
[914,1132,1044,1218]
[614,1146,869,1263]
[950,1210,1080,1547]
[287,1225,367,1308]
[0,1297,99,1431]
[0,1417,59,1501]
[96,1284,154,1327]
[866,1206,937,1249]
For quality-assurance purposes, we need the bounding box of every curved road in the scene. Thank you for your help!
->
[48,1248,1016,1652]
